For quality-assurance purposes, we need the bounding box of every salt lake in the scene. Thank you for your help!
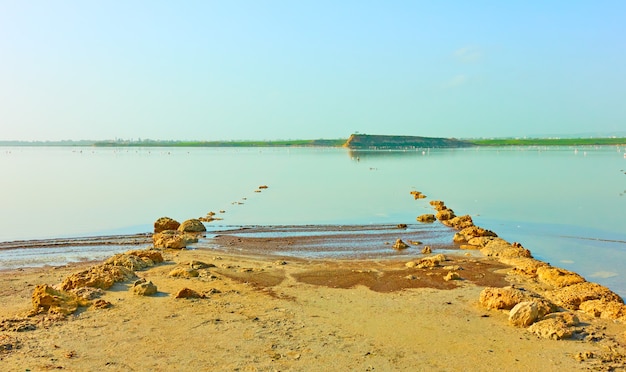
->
[1,145,625,296]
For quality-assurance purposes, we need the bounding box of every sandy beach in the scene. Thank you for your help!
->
[1,216,626,372]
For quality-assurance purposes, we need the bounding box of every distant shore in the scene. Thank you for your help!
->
[2,134,626,148]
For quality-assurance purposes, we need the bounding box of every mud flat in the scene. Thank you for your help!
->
[1,199,625,371]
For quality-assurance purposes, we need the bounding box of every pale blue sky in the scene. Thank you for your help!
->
[1,1,624,141]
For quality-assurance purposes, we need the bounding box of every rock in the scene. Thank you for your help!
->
[480,238,532,259]
[435,209,456,221]
[100,250,163,272]
[544,282,623,310]
[416,214,436,223]
[132,279,157,296]
[509,301,539,327]
[153,231,198,249]
[396,224,408,229]
[61,264,136,291]
[190,260,215,270]
[416,254,447,268]
[178,219,207,233]
[31,285,90,316]
[479,287,530,310]
[153,230,188,249]
[105,253,153,271]
[175,287,204,299]
[527,312,579,340]
[429,200,446,210]
[405,261,417,268]
[536,266,586,289]
[91,299,112,309]
[168,267,200,278]
[441,215,474,229]
[409,190,426,199]
[392,239,409,250]
[154,217,181,233]
[444,272,461,281]
[459,226,498,239]
[498,257,548,277]
[466,236,497,247]
[421,246,432,254]
[71,287,105,300]
[452,233,466,243]
[578,300,626,320]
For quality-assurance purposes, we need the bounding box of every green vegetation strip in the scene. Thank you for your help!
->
[469,138,626,146]
[93,139,347,147]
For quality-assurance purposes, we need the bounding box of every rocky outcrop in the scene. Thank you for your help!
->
[578,300,626,321]
[435,208,456,221]
[61,265,136,291]
[480,239,532,259]
[429,200,446,211]
[153,230,198,249]
[32,249,164,316]
[154,217,180,233]
[459,226,497,239]
[498,257,548,277]
[31,285,90,316]
[104,250,164,271]
[536,266,586,288]
[178,219,206,233]
[441,215,474,229]
[544,282,623,310]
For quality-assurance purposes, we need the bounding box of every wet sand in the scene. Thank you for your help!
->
[1,225,625,371]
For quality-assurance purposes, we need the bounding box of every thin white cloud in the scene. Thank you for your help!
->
[589,271,619,279]
[454,45,483,63]
[441,74,469,89]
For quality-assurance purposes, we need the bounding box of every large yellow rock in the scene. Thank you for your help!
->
[536,266,585,288]
[31,285,90,315]
[178,219,206,233]
[579,299,626,320]
[479,286,530,310]
[544,282,623,310]
[61,264,136,291]
[154,217,180,233]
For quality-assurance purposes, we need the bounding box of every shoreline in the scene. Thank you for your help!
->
[1,198,625,370]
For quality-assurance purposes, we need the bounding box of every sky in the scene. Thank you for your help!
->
[1,1,625,141]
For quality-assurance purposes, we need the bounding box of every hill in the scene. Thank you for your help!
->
[343,134,472,149]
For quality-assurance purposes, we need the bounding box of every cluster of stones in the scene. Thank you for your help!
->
[30,214,219,317]
[31,250,164,316]
[416,196,626,339]
[152,217,207,249]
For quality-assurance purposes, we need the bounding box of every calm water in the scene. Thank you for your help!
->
[1,146,625,296]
